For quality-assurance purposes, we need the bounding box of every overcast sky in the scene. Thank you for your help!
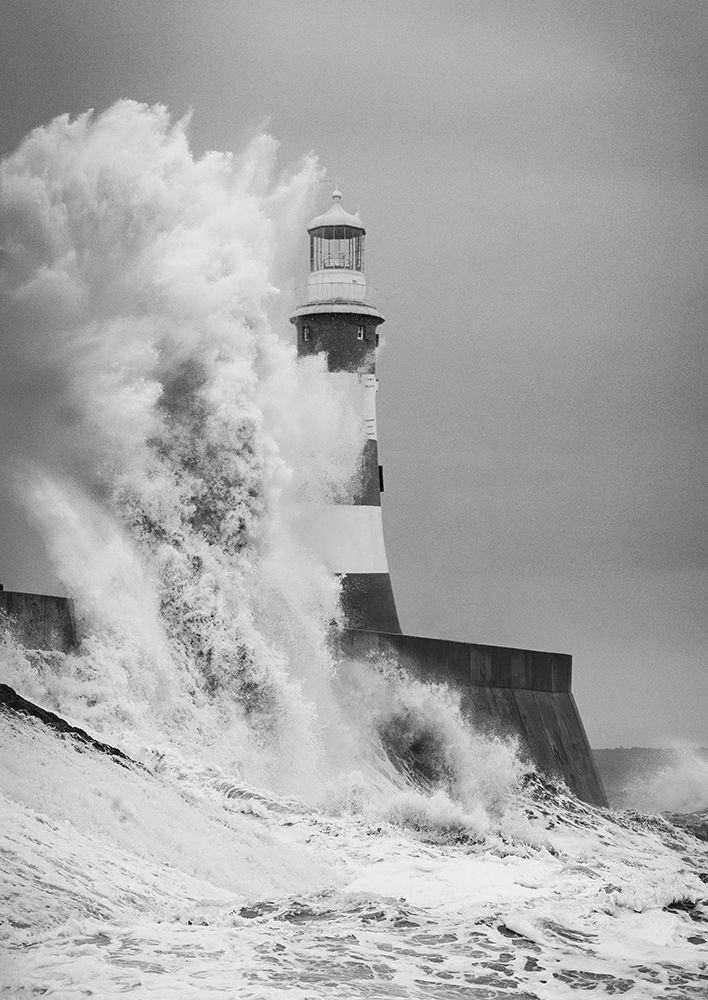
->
[1,0,706,747]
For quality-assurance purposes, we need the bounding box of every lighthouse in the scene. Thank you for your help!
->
[0,200,607,808]
[290,191,401,633]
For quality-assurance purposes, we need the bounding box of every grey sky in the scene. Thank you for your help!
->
[1,0,706,747]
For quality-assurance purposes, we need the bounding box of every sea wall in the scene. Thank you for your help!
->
[0,589,77,653]
[0,588,606,806]
[339,628,607,807]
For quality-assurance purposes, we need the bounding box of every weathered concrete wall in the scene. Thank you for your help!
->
[0,590,77,653]
[338,628,607,807]
[0,588,606,806]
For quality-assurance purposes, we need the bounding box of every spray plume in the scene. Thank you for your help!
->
[0,101,523,821]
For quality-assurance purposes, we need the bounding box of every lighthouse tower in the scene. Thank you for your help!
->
[290,191,401,633]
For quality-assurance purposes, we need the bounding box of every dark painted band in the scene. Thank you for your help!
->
[294,313,381,372]
[340,572,401,634]
[355,439,381,505]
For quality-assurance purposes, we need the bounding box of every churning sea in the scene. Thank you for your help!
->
[2,663,707,999]
[1,101,706,997]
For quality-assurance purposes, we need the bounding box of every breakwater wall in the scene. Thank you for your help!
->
[0,589,606,806]
[0,589,76,653]
[339,628,607,806]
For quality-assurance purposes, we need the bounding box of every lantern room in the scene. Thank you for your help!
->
[308,190,365,274]
[292,189,382,317]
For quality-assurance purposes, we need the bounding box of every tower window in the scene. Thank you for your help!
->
[357,325,365,341]
[303,325,311,342]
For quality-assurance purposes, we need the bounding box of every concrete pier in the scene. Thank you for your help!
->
[339,628,607,806]
[0,589,76,653]
[0,588,606,806]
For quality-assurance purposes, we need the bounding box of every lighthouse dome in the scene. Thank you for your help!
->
[308,190,365,234]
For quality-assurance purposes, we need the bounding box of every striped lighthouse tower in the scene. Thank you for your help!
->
[291,191,401,634]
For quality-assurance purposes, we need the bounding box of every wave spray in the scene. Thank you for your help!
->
[1,103,706,998]
[0,101,521,816]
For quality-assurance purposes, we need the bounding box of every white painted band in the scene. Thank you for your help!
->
[294,504,389,573]
[330,371,378,441]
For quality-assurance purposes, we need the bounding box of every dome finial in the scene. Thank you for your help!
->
[307,190,365,233]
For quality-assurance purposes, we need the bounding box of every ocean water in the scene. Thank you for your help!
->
[1,102,707,998]
[595,748,708,817]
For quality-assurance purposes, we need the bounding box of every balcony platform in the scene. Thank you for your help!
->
[291,280,384,322]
